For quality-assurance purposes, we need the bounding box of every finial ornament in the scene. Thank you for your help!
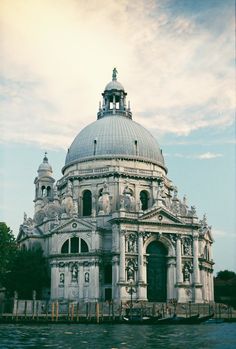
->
[43,151,48,162]
[112,67,118,81]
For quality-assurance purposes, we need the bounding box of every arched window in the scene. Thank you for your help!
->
[140,190,149,210]
[42,186,46,197]
[47,186,51,197]
[81,238,89,252]
[83,190,92,216]
[61,237,89,254]
[61,239,69,253]
[71,237,79,253]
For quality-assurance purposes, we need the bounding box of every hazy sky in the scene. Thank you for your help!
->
[0,0,235,273]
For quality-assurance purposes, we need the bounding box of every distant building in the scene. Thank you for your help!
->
[17,70,214,303]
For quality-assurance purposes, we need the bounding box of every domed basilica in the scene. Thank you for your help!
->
[17,69,214,303]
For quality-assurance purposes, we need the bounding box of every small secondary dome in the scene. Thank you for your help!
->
[38,153,53,177]
[105,67,124,91]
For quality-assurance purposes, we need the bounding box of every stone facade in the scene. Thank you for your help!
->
[17,70,214,303]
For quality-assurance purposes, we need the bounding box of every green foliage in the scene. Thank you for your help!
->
[214,270,236,308]
[0,222,17,285]
[216,270,236,281]
[5,248,50,299]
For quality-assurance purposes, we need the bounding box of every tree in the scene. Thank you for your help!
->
[0,222,17,286]
[5,248,50,299]
[216,270,236,281]
[214,270,236,308]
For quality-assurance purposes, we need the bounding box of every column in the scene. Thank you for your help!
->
[137,232,146,300]
[138,233,144,283]
[167,258,176,300]
[113,94,116,114]
[176,236,183,283]
[193,232,202,302]
[112,256,119,300]
[119,231,126,282]
[93,261,100,301]
[193,233,200,284]
[50,262,58,300]
[176,235,185,302]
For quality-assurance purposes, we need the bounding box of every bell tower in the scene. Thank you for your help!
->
[34,153,55,211]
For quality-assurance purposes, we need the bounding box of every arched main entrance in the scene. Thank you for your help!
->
[147,241,167,302]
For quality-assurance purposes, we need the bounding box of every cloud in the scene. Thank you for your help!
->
[213,229,236,238]
[0,0,234,149]
[196,152,223,160]
[169,152,223,160]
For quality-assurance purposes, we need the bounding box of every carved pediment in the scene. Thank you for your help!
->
[50,217,96,233]
[138,207,184,225]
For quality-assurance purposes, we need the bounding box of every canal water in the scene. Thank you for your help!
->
[0,323,236,349]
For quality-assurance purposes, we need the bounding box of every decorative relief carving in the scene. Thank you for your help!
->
[126,258,138,281]
[168,234,177,247]
[70,262,78,283]
[182,237,193,256]
[182,261,193,282]
[125,233,137,253]
[142,231,151,243]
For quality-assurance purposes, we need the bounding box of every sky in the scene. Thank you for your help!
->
[0,0,235,274]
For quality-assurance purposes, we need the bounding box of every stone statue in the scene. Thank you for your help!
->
[182,262,193,282]
[84,272,89,283]
[98,182,111,215]
[61,193,74,217]
[23,212,27,224]
[183,237,192,256]
[112,67,118,80]
[123,185,135,212]
[127,264,134,281]
[127,234,136,252]
[71,264,78,282]
[60,273,64,285]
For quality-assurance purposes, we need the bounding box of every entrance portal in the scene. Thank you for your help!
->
[147,241,167,302]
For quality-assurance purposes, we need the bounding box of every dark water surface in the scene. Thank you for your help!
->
[0,323,236,349]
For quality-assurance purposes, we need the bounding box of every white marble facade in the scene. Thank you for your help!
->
[17,70,214,303]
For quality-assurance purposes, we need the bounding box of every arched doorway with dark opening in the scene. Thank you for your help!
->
[146,240,167,302]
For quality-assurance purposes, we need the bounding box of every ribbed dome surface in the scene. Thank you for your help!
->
[65,115,165,168]
[105,80,124,91]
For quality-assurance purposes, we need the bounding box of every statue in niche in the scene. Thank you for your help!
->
[127,234,136,253]
[127,264,135,281]
[182,262,193,282]
[183,238,192,256]
[84,272,89,283]
[71,264,78,282]
[59,273,64,285]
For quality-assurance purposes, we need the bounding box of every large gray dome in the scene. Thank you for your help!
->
[64,115,165,170]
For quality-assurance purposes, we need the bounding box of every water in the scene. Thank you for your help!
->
[0,323,236,349]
